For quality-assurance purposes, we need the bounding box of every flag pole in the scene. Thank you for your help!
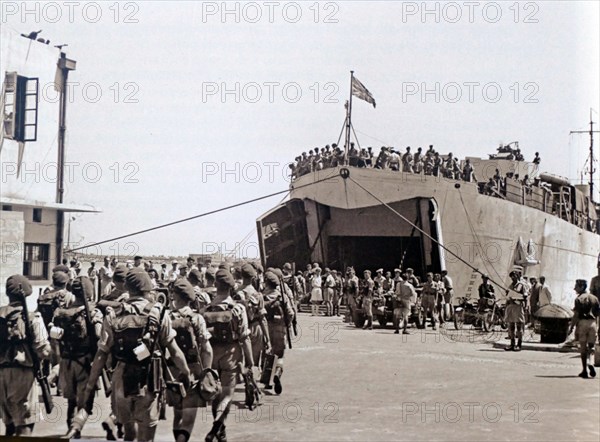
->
[345,70,354,164]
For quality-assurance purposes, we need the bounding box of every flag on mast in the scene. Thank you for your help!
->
[351,76,376,108]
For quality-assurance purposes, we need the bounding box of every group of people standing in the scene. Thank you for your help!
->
[0,256,298,442]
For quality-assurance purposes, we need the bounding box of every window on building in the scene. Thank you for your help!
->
[1,205,12,211]
[23,243,49,280]
[32,208,42,222]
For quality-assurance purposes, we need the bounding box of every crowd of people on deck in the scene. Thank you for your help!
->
[290,143,540,185]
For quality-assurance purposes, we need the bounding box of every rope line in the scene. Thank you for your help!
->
[346,174,511,292]
[65,175,336,253]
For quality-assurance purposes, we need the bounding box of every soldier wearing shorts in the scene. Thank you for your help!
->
[568,279,599,379]
[394,276,417,335]
[262,271,295,394]
[0,275,52,437]
[51,276,103,436]
[236,263,271,370]
[505,268,527,351]
[81,268,191,442]
[361,270,375,330]
[169,278,214,442]
[202,269,254,442]
[421,273,439,330]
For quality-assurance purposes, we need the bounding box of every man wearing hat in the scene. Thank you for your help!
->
[405,268,420,289]
[374,269,385,293]
[87,261,98,301]
[97,265,129,440]
[37,269,71,394]
[236,263,271,369]
[262,271,295,394]
[310,267,323,316]
[201,268,254,442]
[282,263,302,312]
[101,264,130,302]
[203,267,218,300]
[0,275,52,437]
[168,260,180,283]
[394,274,417,335]
[361,270,375,330]
[420,273,439,330]
[80,268,191,442]
[52,276,103,437]
[344,267,359,323]
[568,279,599,378]
[323,268,336,317]
[505,267,527,351]
[188,269,211,309]
[331,270,343,317]
[98,257,114,295]
[169,278,213,442]
[133,256,143,268]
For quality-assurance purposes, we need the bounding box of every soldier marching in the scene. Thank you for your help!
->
[3,257,598,440]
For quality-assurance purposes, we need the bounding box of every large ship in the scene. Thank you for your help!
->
[256,78,599,308]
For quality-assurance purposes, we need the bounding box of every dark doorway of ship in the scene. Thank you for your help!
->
[327,236,427,276]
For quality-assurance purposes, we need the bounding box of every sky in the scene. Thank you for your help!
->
[2,1,599,259]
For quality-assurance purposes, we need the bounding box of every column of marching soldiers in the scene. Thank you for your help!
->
[0,259,298,442]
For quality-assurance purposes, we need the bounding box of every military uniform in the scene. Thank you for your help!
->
[505,271,527,351]
[169,278,213,442]
[344,270,359,323]
[238,278,270,370]
[84,268,188,442]
[0,275,52,436]
[52,276,103,432]
[202,269,253,442]
[394,280,416,334]
[421,275,439,330]
[361,272,375,330]
[262,271,295,394]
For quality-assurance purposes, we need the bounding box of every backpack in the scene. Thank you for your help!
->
[53,306,90,357]
[112,302,160,364]
[203,304,237,345]
[37,289,64,328]
[170,311,199,363]
[0,305,28,367]
[264,294,283,321]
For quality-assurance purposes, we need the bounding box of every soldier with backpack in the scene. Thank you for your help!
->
[0,275,52,437]
[51,276,103,436]
[201,268,254,442]
[37,269,71,394]
[169,278,214,442]
[262,271,295,395]
[79,267,191,442]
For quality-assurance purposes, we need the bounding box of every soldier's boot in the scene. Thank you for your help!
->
[505,338,515,351]
[514,338,523,352]
[206,422,227,442]
[101,414,117,440]
[174,429,191,442]
[5,422,16,436]
[273,362,284,395]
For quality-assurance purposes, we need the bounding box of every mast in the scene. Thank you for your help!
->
[570,109,599,204]
[345,70,354,162]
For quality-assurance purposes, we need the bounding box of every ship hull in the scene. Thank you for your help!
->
[258,167,599,307]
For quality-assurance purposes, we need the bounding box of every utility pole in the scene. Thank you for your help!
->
[570,109,599,203]
[55,52,76,266]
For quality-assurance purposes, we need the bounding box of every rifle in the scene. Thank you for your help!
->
[290,264,298,336]
[145,301,168,420]
[80,280,100,410]
[18,284,53,414]
[278,279,293,350]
